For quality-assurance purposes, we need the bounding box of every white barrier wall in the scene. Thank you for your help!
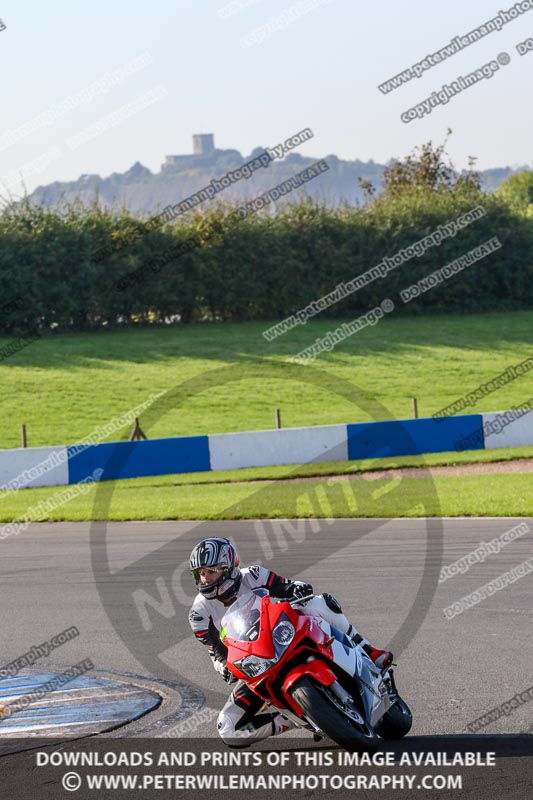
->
[208,424,349,471]
[482,410,533,449]
[0,446,69,490]
[0,409,531,490]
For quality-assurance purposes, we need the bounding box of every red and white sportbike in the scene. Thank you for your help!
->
[220,588,412,750]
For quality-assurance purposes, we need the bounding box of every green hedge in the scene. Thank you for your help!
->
[1,188,532,332]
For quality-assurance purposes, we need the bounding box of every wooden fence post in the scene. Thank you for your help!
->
[129,417,147,441]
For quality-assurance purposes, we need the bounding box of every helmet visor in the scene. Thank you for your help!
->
[192,566,225,586]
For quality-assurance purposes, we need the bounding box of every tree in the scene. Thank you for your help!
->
[496,170,533,216]
[359,131,481,203]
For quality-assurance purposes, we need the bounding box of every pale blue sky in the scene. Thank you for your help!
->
[1,0,532,195]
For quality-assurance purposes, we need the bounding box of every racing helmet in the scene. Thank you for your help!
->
[189,537,241,601]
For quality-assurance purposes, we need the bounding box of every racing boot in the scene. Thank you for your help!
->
[347,625,393,671]
[363,645,394,671]
[272,713,297,736]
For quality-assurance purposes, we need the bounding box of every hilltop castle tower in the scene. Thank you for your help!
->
[164,134,216,167]
[192,134,215,156]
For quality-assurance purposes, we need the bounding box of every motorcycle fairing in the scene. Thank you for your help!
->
[221,590,391,729]
[316,618,392,727]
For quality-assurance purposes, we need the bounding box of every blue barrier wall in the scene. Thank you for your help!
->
[346,415,485,460]
[67,436,211,483]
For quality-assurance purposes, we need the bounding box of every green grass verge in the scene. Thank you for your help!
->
[1,472,531,523]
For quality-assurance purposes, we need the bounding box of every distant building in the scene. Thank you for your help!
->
[193,134,215,156]
[164,134,216,168]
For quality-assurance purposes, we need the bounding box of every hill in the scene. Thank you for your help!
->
[28,142,520,215]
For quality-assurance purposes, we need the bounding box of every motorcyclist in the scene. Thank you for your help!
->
[188,536,393,747]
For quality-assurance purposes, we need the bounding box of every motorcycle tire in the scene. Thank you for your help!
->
[375,696,413,739]
[289,675,378,752]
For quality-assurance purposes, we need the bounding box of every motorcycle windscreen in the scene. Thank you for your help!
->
[221,588,275,658]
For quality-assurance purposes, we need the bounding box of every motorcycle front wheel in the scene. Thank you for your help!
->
[289,676,378,752]
[375,696,413,739]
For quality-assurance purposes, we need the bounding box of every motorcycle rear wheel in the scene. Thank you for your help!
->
[289,676,378,752]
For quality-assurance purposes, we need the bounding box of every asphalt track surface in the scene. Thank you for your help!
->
[1,517,532,798]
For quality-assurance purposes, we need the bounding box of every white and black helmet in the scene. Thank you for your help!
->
[189,537,241,601]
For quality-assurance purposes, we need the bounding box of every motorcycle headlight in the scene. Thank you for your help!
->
[234,655,272,677]
[272,619,295,646]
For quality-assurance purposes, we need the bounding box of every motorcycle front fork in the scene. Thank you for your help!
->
[383,668,398,700]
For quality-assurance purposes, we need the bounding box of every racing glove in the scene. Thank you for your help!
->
[222,666,237,684]
[290,581,314,601]
[211,654,237,684]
